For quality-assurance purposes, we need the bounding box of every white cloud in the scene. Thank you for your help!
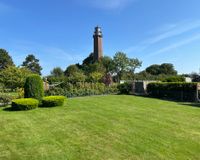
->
[125,20,200,54]
[146,20,200,44]
[148,33,200,56]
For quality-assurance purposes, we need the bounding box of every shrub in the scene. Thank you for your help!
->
[147,82,197,101]
[41,96,66,107]
[117,83,132,94]
[45,82,119,98]
[12,98,39,110]
[24,74,44,101]
[17,88,24,98]
[0,95,12,106]
[162,76,185,82]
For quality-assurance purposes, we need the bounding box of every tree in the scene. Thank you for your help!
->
[22,54,42,75]
[129,58,142,73]
[0,66,32,90]
[64,65,80,76]
[113,52,129,82]
[128,58,142,80]
[82,53,94,65]
[146,64,161,75]
[101,56,115,73]
[146,63,177,75]
[89,72,104,82]
[190,72,200,82]
[50,67,64,77]
[68,72,86,83]
[0,48,14,70]
[65,65,86,83]
[160,63,177,75]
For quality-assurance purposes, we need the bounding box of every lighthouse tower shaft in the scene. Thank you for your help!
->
[93,26,103,61]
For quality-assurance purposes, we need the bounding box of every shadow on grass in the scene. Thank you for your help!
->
[178,103,200,108]
[3,107,21,112]
[133,94,200,109]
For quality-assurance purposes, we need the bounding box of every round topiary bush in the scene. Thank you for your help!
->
[41,96,66,107]
[12,98,39,111]
[24,74,44,101]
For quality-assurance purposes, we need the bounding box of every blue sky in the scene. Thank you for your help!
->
[0,0,200,75]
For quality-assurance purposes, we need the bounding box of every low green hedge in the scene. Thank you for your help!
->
[147,82,197,101]
[41,96,66,107]
[117,83,132,94]
[12,98,39,111]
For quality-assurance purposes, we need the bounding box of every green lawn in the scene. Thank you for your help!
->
[0,95,200,160]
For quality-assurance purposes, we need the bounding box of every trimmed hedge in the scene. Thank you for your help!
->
[12,98,39,111]
[24,74,44,101]
[147,82,198,102]
[117,83,132,94]
[41,96,66,107]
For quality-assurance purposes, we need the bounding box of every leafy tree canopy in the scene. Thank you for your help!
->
[101,56,115,73]
[82,53,94,66]
[50,67,64,77]
[64,65,81,76]
[0,48,14,70]
[0,66,32,90]
[113,52,142,82]
[22,54,42,75]
[64,64,86,83]
[146,63,177,75]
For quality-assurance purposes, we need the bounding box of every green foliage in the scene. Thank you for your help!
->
[17,88,24,98]
[89,71,103,82]
[117,83,132,94]
[101,56,115,73]
[135,71,163,80]
[24,74,44,101]
[64,65,80,76]
[146,63,177,76]
[162,75,185,82]
[0,66,32,90]
[146,64,161,75]
[147,82,197,101]
[113,52,129,81]
[113,52,142,82]
[0,94,12,106]
[82,53,94,65]
[190,72,200,82]
[65,65,86,83]
[41,96,66,107]
[11,98,39,111]
[50,67,64,77]
[82,62,106,78]
[45,82,118,97]
[128,58,142,77]
[0,48,14,70]
[45,75,66,84]
[22,54,42,75]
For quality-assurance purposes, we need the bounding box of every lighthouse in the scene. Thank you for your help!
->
[93,26,103,61]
